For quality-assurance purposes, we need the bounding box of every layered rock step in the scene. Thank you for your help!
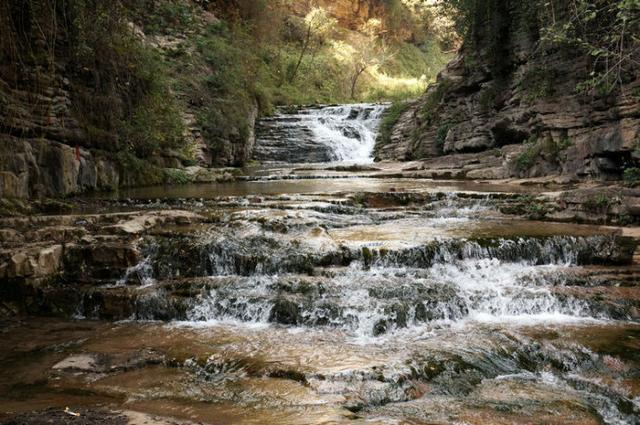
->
[2,182,640,424]
[254,104,387,163]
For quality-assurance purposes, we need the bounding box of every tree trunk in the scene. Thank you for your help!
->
[350,67,366,99]
[289,24,312,83]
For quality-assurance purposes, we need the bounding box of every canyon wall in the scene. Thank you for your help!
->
[0,0,255,200]
[376,1,640,181]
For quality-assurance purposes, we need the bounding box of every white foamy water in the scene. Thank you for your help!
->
[254,103,388,164]
[307,104,388,163]
[180,258,599,338]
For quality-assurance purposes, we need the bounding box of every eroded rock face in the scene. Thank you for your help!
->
[291,0,384,30]
[0,4,249,199]
[0,136,120,199]
[376,3,640,181]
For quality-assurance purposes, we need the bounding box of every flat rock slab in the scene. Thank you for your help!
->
[52,354,98,372]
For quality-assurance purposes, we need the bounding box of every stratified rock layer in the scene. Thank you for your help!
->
[376,2,640,181]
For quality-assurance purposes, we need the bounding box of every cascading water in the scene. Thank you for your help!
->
[4,113,639,424]
[254,103,388,164]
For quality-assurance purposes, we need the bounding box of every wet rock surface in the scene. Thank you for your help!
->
[254,104,387,164]
[1,166,640,424]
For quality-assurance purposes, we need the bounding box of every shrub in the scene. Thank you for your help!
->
[515,136,541,171]
[584,193,615,213]
[624,168,640,187]
[143,0,196,35]
[164,168,193,185]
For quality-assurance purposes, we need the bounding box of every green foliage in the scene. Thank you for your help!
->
[163,168,193,185]
[541,0,640,96]
[116,47,184,157]
[584,193,615,212]
[140,0,196,35]
[382,0,415,40]
[624,168,640,187]
[420,78,453,124]
[380,39,451,86]
[526,202,550,219]
[575,75,618,97]
[191,22,256,160]
[436,0,477,39]
[1,0,188,160]
[514,133,573,172]
[520,66,557,102]
[116,152,164,187]
[2,0,455,176]
[440,0,639,95]
[515,136,541,171]
[376,101,412,149]
[435,122,453,154]
[558,135,573,151]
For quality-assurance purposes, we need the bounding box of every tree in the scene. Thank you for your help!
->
[541,0,640,95]
[288,7,336,83]
[338,20,392,99]
[436,0,640,95]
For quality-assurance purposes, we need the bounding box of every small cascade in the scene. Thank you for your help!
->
[254,103,388,164]
[182,259,600,336]
[88,229,632,335]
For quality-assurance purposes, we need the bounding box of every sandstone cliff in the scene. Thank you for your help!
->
[291,0,384,29]
[376,1,640,182]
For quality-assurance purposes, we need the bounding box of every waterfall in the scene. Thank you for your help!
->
[254,103,388,164]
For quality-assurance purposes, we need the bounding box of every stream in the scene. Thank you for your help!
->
[1,104,639,424]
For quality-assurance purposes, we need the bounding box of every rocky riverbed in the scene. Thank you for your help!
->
[1,161,640,424]
[2,103,640,425]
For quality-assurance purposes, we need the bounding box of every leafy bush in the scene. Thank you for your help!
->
[584,193,615,213]
[515,137,541,171]
[142,0,196,35]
